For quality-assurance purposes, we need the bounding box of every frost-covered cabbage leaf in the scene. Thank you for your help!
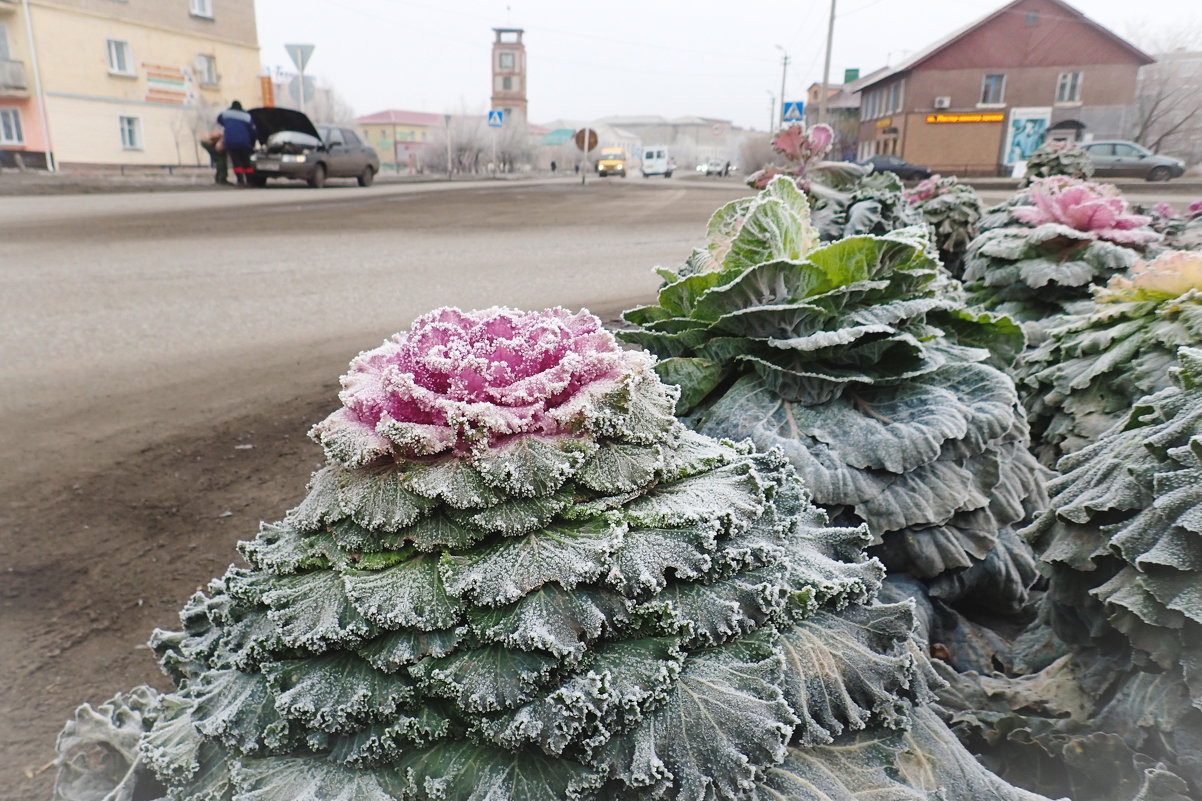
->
[937,347,1202,801]
[55,306,1043,801]
[962,178,1159,344]
[619,177,1046,664]
[1022,250,1202,466]
[904,175,984,278]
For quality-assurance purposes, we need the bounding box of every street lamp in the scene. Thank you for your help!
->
[775,45,789,127]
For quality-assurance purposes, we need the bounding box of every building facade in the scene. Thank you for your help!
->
[357,108,442,172]
[0,0,261,169]
[854,0,1152,175]
[490,27,526,123]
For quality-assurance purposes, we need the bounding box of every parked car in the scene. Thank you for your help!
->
[860,154,931,181]
[246,107,379,188]
[1081,140,1185,182]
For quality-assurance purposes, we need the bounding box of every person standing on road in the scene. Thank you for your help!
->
[217,101,257,187]
[550,160,557,174]
[198,127,229,185]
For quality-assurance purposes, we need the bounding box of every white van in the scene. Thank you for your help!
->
[641,146,673,178]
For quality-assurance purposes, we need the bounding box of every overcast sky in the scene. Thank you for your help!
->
[252,0,1198,130]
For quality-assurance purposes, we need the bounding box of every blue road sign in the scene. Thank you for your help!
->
[488,110,504,128]
[782,101,805,122]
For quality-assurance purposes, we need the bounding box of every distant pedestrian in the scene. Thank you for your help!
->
[198,128,229,185]
[550,160,557,174]
[217,100,257,187]
[574,163,579,175]
[723,160,731,177]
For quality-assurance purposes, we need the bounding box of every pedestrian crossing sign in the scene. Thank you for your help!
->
[488,110,504,128]
[782,101,805,121]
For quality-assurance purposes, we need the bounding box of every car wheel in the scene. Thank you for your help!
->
[1147,166,1172,182]
[665,171,672,178]
[308,163,327,189]
[357,166,375,187]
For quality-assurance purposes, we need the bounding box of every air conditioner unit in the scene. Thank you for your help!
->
[933,96,951,109]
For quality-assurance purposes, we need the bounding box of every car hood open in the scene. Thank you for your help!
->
[248,107,321,144]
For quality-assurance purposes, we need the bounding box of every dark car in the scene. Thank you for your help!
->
[860,154,931,181]
[1081,140,1185,182]
[247,107,379,188]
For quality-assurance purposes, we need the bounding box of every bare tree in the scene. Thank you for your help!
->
[1126,22,1202,163]
[306,81,357,125]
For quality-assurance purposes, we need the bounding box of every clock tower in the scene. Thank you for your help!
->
[490,28,527,122]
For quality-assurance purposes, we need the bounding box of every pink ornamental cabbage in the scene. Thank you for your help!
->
[1012,177,1157,246]
[1189,199,1202,218]
[311,306,652,464]
[772,123,835,165]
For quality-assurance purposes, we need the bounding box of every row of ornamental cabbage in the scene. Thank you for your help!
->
[54,307,1049,801]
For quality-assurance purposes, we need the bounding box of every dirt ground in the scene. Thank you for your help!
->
[0,378,336,801]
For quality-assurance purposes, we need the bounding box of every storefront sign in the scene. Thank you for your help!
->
[875,117,893,128]
[925,112,1005,124]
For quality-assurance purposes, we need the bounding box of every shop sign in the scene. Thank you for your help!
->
[875,117,893,128]
[925,112,1005,124]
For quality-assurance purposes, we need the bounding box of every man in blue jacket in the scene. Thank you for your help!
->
[217,100,257,187]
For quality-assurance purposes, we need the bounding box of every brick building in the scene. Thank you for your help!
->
[854,0,1152,175]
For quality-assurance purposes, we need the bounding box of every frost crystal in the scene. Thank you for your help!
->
[56,305,1042,801]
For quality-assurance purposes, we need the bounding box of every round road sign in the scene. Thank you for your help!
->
[574,128,599,152]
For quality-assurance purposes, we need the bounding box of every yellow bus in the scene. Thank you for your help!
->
[597,147,627,178]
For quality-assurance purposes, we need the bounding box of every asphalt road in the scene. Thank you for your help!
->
[0,177,749,490]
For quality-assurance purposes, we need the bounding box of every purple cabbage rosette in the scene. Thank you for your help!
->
[54,306,1047,801]
[963,177,1161,343]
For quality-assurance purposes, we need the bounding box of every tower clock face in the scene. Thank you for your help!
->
[499,51,515,70]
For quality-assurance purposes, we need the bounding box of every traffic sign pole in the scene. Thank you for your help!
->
[284,44,315,116]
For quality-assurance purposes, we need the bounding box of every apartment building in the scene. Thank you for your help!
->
[0,0,261,169]
[854,0,1151,175]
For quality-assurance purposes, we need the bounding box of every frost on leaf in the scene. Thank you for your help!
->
[619,179,1045,628]
[943,348,1202,800]
[57,305,1020,801]
[597,635,797,801]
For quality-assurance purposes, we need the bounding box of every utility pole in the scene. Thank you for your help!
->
[766,90,776,133]
[444,114,453,179]
[818,0,837,125]
[775,45,789,127]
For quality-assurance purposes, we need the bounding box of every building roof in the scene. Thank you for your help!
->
[357,109,445,127]
[856,0,1153,91]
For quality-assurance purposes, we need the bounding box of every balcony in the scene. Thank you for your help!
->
[0,58,28,96]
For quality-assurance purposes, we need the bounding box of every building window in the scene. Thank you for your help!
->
[196,54,218,86]
[0,22,10,60]
[502,76,512,91]
[1025,10,1039,25]
[106,38,133,76]
[1056,71,1082,103]
[190,0,214,19]
[980,73,1005,105]
[499,51,514,70]
[119,115,142,150]
[888,80,904,113]
[0,107,23,144]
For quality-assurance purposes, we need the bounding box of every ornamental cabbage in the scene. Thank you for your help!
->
[54,306,1044,801]
[746,125,922,242]
[1022,250,1202,465]
[905,175,984,277]
[938,347,1202,801]
[619,177,1047,663]
[1020,140,1094,185]
[962,178,1158,343]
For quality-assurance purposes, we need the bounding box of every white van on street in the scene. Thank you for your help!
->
[641,146,674,178]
